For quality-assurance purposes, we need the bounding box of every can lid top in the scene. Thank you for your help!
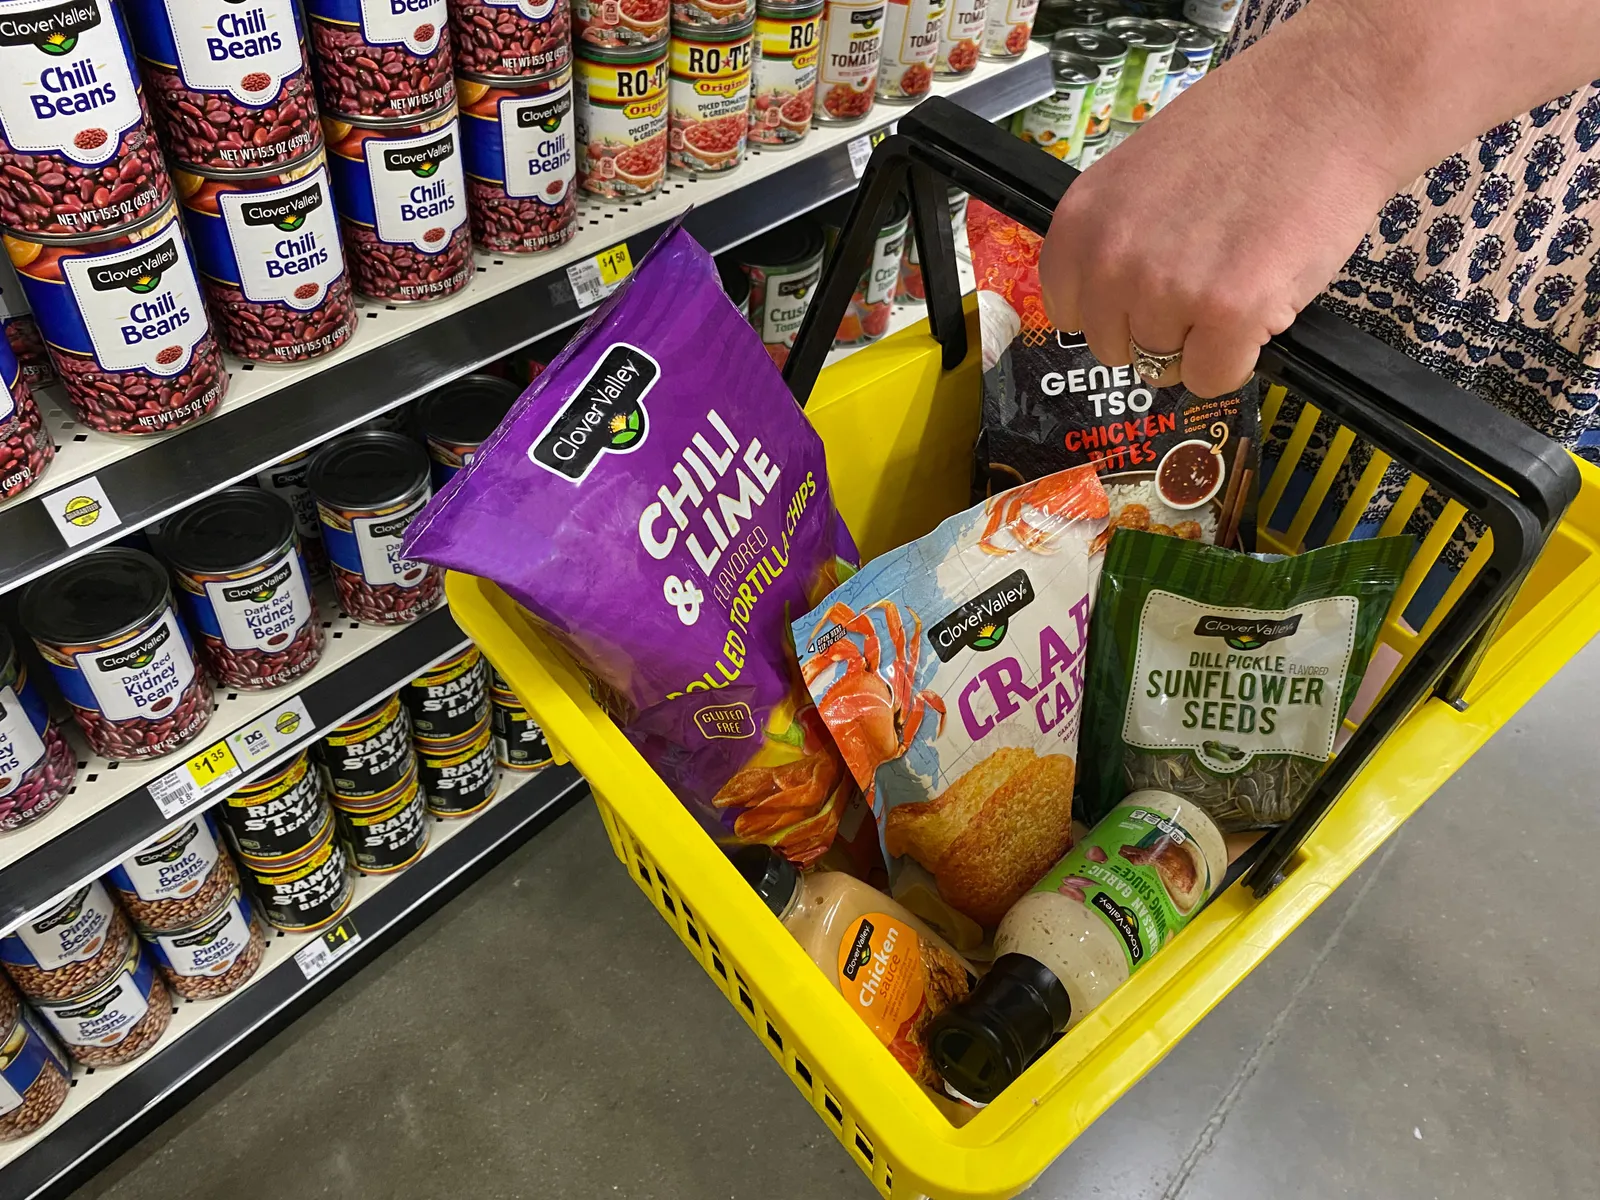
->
[672,13,757,38]
[1050,27,1130,58]
[19,548,172,648]
[739,218,825,270]
[1104,15,1179,45]
[757,0,824,14]
[155,487,297,577]
[577,40,670,65]
[415,374,521,450]
[307,431,430,512]
[716,255,750,307]
[1048,49,1102,83]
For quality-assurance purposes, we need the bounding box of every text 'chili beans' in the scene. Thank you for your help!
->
[573,43,667,200]
[450,0,572,79]
[749,0,820,148]
[459,67,576,253]
[667,20,753,175]
[304,0,455,121]
[0,625,74,831]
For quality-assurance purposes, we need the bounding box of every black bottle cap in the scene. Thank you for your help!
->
[729,846,800,918]
[927,953,1072,1105]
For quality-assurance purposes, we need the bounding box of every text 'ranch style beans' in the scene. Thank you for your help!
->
[244,817,353,933]
[413,372,518,487]
[459,68,576,253]
[0,0,171,238]
[573,43,666,201]
[0,625,74,832]
[107,814,240,932]
[0,1010,72,1142]
[34,939,171,1068]
[876,0,942,101]
[256,449,330,579]
[749,0,819,148]
[490,687,553,770]
[667,20,753,175]
[122,0,321,172]
[0,251,53,385]
[304,0,455,121]
[142,886,267,1001]
[813,0,883,123]
[0,333,54,504]
[318,692,415,801]
[219,749,334,868]
[671,0,751,30]
[155,487,325,690]
[933,0,982,74]
[7,203,228,436]
[739,217,822,367]
[323,105,470,302]
[334,767,428,873]
[404,643,490,743]
[573,0,666,50]
[416,717,498,817]
[0,882,130,1001]
[20,548,213,761]
[308,430,444,625]
[450,0,572,78]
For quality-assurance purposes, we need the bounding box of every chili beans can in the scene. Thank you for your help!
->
[0,882,131,1002]
[245,818,353,933]
[673,0,753,30]
[335,769,428,873]
[156,487,324,691]
[833,189,907,346]
[574,0,667,50]
[34,938,171,1068]
[450,0,572,79]
[1104,15,1172,122]
[307,430,443,626]
[749,0,819,148]
[256,449,330,580]
[19,548,213,761]
[459,68,577,253]
[0,335,52,503]
[0,254,53,386]
[1051,27,1124,139]
[123,0,321,173]
[0,627,74,832]
[490,690,552,771]
[219,750,334,869]
[667,20,753,174]
[574,43,668,200]
[319,692,415,801]
[812,0,883,123]
[739,218,822,368]
[303,0,456,122]
[0,1009,71,1142]
[414,373,518,487]
[405,644,491,744]
[1011,48,1097,159]
[141,885,266,1001]
[979,0,1040,57]
[876,0,942,101]
[933,0,983,74]
[894,184,965,303]
[108,813,239,933]
[416,717,498,817]
[323,105,471,302]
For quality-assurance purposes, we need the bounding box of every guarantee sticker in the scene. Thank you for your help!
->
[42,476,122,547]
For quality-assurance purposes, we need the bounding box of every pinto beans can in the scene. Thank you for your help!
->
[933,0,983,74]
[318,692,416,801]
[123,0,321,172]
[334,768,428,873]
[413,372,518,487]
[219,749,334,869]
[256,449,330,579]
[667,21,753,174]
[812,0,883,123]
[0,1009,72,1142]
[574,44,667,200]
[19,548,213,762]
[8,203,227,436]
[574,0,667,50]
[876,0,942,101]
[0,253,53,385]
[108,813,239,933]
[739,217,823,367]
[0,626,74,833]
[156,487,325,690]
[34,938,171,1067]
[304,0,456,121]
[245,818,353,932]
[459,69,577,253]
[0,337,53,504]
[450,0,572,78]
[323,105,471,302]
[142,886,266,1001]
[404,643,491,743]
[0,882,129,1001]
[749,1,819,148]
[415,718,497,817]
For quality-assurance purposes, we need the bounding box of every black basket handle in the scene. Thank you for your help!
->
[782,98,1581,897]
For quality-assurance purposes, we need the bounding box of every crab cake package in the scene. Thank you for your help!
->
[794,464,1110,950]
[403,225,858,866]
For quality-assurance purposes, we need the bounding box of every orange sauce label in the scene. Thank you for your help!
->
[836,912,925,1046]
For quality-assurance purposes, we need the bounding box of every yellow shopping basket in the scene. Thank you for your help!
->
[448,101,1600,1199]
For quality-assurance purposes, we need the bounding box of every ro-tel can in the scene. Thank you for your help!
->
[833,188,907,346]
[0,1009,72,1143]
[108,814,240,933]
[450,0,572,79]
[1104,15,1172,122]
[333,767,428,873]
[244,816,353,933]
[0,625,73,832]
[256,449,329,579]
[415,717,497,817]
[668,19,754,174]
[459,68,577,253]
[33,937,171,1067]
[318,692,415,802]
[932,0,982,75]
[0,882,131,1002]
[1011,47,1097,159]
[1074,129,1108,167]
[876,0,942,101]
[0,253,53,385]
[414,373,518,487]
[1152,18,1212,109]
[715,253,749,316]
[812,0,883,123]
[490,687,552,770]
[155,487,324,691]
[0,335,52,503]
[307,430,443,625]
[739,217,823,367]
[979,0,1039,57]
[141,885,266,1000]
[574,0,666,50]
[1050,27,1124,139]
[574,43,668,201]
[894,184,966,302]
[749,0,820,148]
[304,0,455,121]
[18,548,213,761]
[122,0,321,173]
[323,106,469,304]
[219,750,333,869]
[405,643,491,743]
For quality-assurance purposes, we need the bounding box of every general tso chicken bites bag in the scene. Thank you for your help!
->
[403,225,858,865]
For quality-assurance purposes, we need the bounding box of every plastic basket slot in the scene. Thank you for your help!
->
[765,1021,783,1051]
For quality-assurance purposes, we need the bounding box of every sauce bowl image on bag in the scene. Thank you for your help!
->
[304,0,456,122]
[458,68,577,253]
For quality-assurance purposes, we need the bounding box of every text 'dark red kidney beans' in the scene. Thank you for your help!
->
[323,106,470,303]
[318,692,414,801]
[0,1010,72,1141]
[122,0,322,172]
[0,0,173,237]
[8,205,227,436]
[143,887,267,1001]
[0,253,54,385]
[245,822,353,933]
[107,813,238,933]
[34,941,172,1068]
[335,771,428,873]
[220,750,332,869]
[450,0,572,78]
[305,0,456,121]
[416,719,498,818]
[459,68,576,253]
[174,154,356,363]
[0,338,55,503]
[0,624,74,832]
[19,547,214,762]
[0,882,130,1002]
[256,449,330,579]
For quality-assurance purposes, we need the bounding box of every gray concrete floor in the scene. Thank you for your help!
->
[73,636,1599,1200]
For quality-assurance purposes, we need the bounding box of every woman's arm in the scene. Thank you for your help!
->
[1039,0,1600,396]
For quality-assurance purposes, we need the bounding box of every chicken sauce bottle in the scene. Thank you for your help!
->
[928,790,1226,1105]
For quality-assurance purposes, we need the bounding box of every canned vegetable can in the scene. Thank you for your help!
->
[749,0,820,147]
[668,21,754,174]
[335,769,428,873]
[1011,48,1097,160]
[245,818,354,933]
[416,718,498,817]
[219,750,334,869]
[894,185,966,303]
[33,938,171,1068]
[0,625,72,831]
[1050,27,1124,139]
[256,449,330,579]
[673,0,753,30]
[0,882,130,1001]
[933,0,983,75]
[0,253,53,386]
[812,0,883,123]
[574,0,668,49]
[1152,18,1213,109]
[834,190,907,346]
[876,0,943,102]
[19,548,213,761]
[142,886,267,1001]
[458,68,577,253]
[0,335,53,504]
[1030,0,1116,40]
[108,813,239,932]
[318,692,415,801]
[303,0,455,121]
[413,373,519,488]
[450,0,573,79]
[404,643,491,742]
[0,1009,72,1142]
[740,218,823,368]
[574,44,668,200]
[1104,15,1173,122]
[490,691,553,770]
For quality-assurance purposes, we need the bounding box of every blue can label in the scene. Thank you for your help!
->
[0,668,49,801]
[125,0,305,104]
[319,492,432,587]
[47,606,200,723]
[185,162,346,308]
[327,116,466,252]
[305,0,447,56]
[37,946,157,1048]
[0,881,116,970]
[0,1009,69,1117]
[461,80,574,204]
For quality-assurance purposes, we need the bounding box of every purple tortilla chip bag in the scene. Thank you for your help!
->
[403,225,859,865]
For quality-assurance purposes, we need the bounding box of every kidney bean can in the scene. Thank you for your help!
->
[19,548,213,761]
[1050,28,1124,139]
[979,0,1039,56]
[256,449,330,579]
[450,0,572,78]
[1104,16,1172,121]
[574,44,667,200]
[220,750,333,869]
[319,692,415,801]
[932,0,982,73]
[834,189,906,346]
[335,768,428,873]
[0,343,52,503]
[34,938,171,1068]
[413,372,518,487]
[876,0,941,101]
[1011,48,1096,159]
[0,1009,71,1142]
[574,0,667,50]
[490,691,552,770]
[323,105,470,302]
[812,0,882,123]
[748,1,818,148]
[405,643,491,743]
[416,717,497,817]
[308,430,443,625]
[0,624,73,834]
[108,813,239,932]
[739,218,822,367]
[459,69,577,253]
[668,21,753,174]
[0,254,52,385]
[142,886,266,1001]
[304,0,455,121]
[123,0,321,172]
[245,819,353,933]
[0,882,130,1002]
[156,487,324,690]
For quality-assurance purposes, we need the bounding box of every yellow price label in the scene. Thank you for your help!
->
[185,740,239,789]
[595,243,633,287]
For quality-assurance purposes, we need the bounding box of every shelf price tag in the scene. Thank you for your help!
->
[147,696,314,820]
[567,243,634,309]
[846,123,896,179]
[295,916,362,980]
[186,741,240,790]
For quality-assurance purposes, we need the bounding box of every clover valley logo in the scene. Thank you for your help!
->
[88,239,181,295]
[928,570,1035,663]
[528,342,656,481]
[1192,614,1303,653]
[0,0,100,55]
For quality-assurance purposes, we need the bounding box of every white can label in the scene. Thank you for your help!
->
[499,84,574,203]
[935,0,983,68]
[59,223,208,376]
[202,548,313,654]
[815,0,883,113]
[865,220,906,305]
[356,0,446,55]
[43,971,147,1046]
[217,165,344,309]
[79,610,198,723]
[14,883,115,969]
[979,0,1036,55]
[0,379,14,431]
[354,494,430,587]
[0,0,142,165]
[367,119,467,251]
[0,685,46,800]
[151,896,252,977]
[161,0,303,103]
[118,819,220,901]
[758,259,820,348]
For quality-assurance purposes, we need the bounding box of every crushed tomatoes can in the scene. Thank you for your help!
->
[573,0,667,50]
[876,0,943,102]
[979,0,1038,57]
[574,43,667,200]
[413,372,519,487]
[458,68,577,253]
[415,718,498,818]
[833,189,907,346]
[303,0,456,122]
[245,817,353,933]
[450,0,572,79]
[334,768,428,874]
[812,0,883,123]
[404,643,491,744]
[0,626,73,832]
[933,0,983,74]
[318,692,415,802]
[749,0,820,148]
[668,21,753,175]
[219,749,334,870]
[0,333,53,503]
[739,218,823,367]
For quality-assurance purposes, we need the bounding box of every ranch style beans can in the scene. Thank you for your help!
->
[812,0,883,123]
[832,188,907,346]
[256,449,330,580]
[0,626,74,832]
[155,487,325,691]
[245,817,353,933]
[318,692,416,802]
[0,1009,72,1142]
[323,105,471,302]
[490,688,553,771]
[415,717,498,817]
[1051,27,1124,139]
[0,335,52,503]
[1104,15,1173,122]
[0,882,131,1002]
[219,750,334,869]
[749,0,820,148]
[1011,47,1097,159]
[933,0,984,74]
[667,19,754,175]
[739,217,823,368]
[574,0,667,49]
[303,0,456,122]
[574,43,668,200]
[450,0,573,79]
[0,253,53,385]
[34,938,171,1068]
[876,0,943,102]
[122,0,322,173]
[7,203,227,436]
[413,372,518,487]
[108,813,240,933]
[334,767,428,873]
[980,0,1040,57]
[19,548,213,761]
[458,68,577,253]
[405,644,491,744]
[307,430,443,626]
[141,886,266,1001]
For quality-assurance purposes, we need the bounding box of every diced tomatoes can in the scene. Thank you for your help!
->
[574,43,669,200]
[1104,16,1174,122]
[1050,27,1125,139]
[933,0,984,74]
[668,20,754,174]
[244,816,354,933]
[415,717,499,818]
[459,68,578,253]
[812,0,884,123]
[979,0,1040,57]
[739,218,824,368]
[749,0,820,147]
[450,0,573,79]
[1011,47,1098,159]
[574,0,668,49]
[876,0,943,102]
